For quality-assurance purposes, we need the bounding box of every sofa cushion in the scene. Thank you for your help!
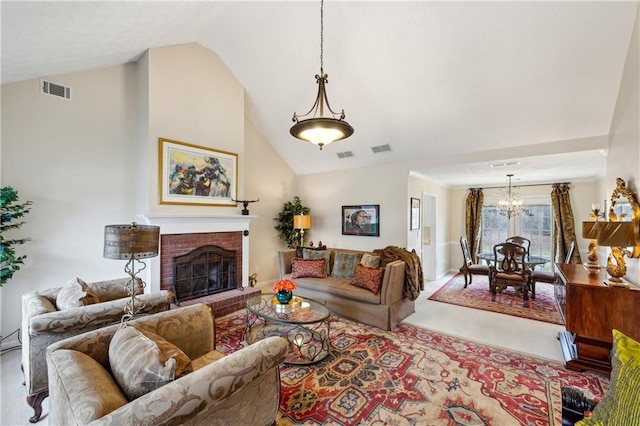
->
[191,349,226,370]
[331,252,363,279]
[56,277,100,311]
[109,326,193,400]
[296,244,327,258]
[576,329,640,426]
[360,253,381,268]
[350,264,385,294]
[303,248,332,275]
[291,257,327,278]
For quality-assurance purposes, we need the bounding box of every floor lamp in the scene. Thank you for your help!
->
[104,222,160,322]
[293,214,311,247]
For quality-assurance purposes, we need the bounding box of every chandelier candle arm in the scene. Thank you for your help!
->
[290,0,353,150]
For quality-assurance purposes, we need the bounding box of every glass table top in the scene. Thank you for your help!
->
[246,293,330,324]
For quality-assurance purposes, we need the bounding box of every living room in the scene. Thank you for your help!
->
[1,1,639,424]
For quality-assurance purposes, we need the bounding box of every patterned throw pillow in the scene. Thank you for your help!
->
[291,258,327,278]
[303,248,332,275]
[360,253,381,268]
[109,326,193,400]
[56,277,100,311]
[576,329,640,426]
[331,252,363,279]
[350,264,385,294]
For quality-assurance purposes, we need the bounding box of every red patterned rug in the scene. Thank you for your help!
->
[216,311,608,425]
[428,274,564,325]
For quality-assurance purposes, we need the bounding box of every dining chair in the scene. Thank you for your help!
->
[506,236,531,258]
[459,236,490,287]
[531,241,575,299]
[489,242,532,307]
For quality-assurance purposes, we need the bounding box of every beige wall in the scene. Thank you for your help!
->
[608,4,640,283]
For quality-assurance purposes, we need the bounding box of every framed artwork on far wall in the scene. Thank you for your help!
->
[342,205,380,237]
[158,137,238,206]
[410,197,420,230]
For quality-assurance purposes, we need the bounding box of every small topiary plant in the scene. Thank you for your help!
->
[273,196,310,248]
[1,186,32,286]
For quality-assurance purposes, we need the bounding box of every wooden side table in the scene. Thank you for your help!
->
[556,263,640,375]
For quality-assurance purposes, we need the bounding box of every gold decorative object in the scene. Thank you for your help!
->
[582,221,601,269]
[596,221,637,287]
[608,177,640,258]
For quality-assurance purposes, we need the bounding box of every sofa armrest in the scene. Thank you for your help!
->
[278,249,296,278]
[29,290,173,335]
[379,260,406,304]
[98,336,289,425]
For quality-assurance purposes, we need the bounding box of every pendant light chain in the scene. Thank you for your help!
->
[320,0,324,75]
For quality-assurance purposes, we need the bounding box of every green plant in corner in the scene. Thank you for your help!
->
[274,196,310,248]
[1,186,33,286]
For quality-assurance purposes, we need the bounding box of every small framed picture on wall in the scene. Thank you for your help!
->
[342,205,380,237]
[410,198,420,230]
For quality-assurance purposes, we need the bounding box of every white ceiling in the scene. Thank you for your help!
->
[2,1,636,187]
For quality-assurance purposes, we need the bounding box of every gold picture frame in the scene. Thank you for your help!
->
[158,137,238,206]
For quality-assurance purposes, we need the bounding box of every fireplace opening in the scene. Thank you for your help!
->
[173,245,237,304]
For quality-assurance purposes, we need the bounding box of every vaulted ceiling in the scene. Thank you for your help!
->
[2,1,636,187]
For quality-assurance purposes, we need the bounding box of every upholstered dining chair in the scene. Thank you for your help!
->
[506,236,531,259]
[459,236,490,287]
[531,241,575,299]
[489,242,532,307]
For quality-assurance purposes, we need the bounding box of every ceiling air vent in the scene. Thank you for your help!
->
[41,79,72,100]
[371,144,391,154]
[337,151,354,159]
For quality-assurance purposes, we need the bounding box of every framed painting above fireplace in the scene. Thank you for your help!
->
[159,137,238,206]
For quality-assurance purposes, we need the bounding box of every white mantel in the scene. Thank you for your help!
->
[139,214,256,292]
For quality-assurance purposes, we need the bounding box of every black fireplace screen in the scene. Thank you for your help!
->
[172,245,237,304]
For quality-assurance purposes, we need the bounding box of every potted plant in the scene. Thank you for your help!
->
[1,186,32,286]
[273,196,310,248]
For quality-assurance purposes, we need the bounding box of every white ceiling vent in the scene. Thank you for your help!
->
[337,151,354,159]
[371,144,391,154]
[40,79,72,100]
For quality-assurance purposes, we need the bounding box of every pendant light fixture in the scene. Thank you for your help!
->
[290,0,354,150]
[497,174,532,219]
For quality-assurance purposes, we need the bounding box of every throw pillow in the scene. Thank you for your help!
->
[109,326,193,400]
[56,277,100,311]
[331,252,363,279]
[350,264,385,294]
[291,257,327,278]
[360,253,381,268]
[296,244,327,258]
[303,249,332,275]
[576,329,640,426]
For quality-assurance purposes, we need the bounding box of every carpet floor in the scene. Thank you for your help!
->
[216,310,607,425]
[427,274,564,325]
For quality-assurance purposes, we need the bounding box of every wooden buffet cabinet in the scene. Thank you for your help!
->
[556,263,640,375]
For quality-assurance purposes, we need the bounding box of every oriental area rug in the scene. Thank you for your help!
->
[215,311,608,425]
[428,274,564,325]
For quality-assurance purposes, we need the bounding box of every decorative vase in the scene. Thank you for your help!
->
[276,290,293,304]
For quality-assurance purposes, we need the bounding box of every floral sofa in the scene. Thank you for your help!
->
[278,248,414,330]
[21,277,173,423]
[46,304,289,425]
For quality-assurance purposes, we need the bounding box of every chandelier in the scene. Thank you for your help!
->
[290,0,354,150]
[497,174,532,219]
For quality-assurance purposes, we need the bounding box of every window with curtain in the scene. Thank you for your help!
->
[479,203,553,270]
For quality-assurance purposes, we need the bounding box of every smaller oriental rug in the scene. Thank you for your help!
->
[428,274,564,325]
[216,311,607,425]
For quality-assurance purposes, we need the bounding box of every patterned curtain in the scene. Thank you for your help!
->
[465,188,484,263]
[550,183,581,264]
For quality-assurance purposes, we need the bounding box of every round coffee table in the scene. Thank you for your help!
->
[245,293,330,364]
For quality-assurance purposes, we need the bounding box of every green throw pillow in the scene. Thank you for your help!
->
[331,252,363,279]
[576,329,640,426]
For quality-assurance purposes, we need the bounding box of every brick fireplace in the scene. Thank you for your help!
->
[140,214,259,317]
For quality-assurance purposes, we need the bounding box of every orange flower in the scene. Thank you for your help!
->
[273,278,297,293]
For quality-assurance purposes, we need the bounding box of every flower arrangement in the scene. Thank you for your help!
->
[273,278,297,293]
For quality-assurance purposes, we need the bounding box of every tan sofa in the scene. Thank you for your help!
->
[278,248,414,330]
[21,278,173,423]
[46,304,289,426]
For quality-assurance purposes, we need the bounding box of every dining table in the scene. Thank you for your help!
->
[476,252,550,270]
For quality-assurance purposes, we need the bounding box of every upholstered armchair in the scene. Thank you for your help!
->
[21,277,173,423]
[46,304,289,426]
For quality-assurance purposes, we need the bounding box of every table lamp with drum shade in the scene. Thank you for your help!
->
[596,221,638,287]
[582,221,602,270]
[293,214,311,247]
[103,222,160,322]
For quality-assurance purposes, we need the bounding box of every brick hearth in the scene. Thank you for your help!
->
[171,287,260,318]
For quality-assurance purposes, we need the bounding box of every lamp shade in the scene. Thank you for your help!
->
[293,214,311,230]
[104,223,160,260]
[582,221,599,239]
[596,221,637,247]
